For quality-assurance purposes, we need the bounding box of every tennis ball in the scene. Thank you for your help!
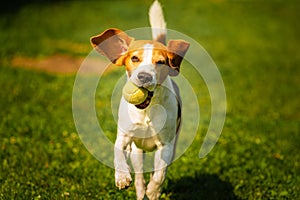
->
[122,81,148,105]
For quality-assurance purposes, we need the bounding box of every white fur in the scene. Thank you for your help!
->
[141,44,154,65]
[149,0,167,41]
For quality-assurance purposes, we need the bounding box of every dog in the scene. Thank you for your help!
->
[90,1,189,199]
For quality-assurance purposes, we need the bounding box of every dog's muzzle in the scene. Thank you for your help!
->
[131,71,156,91]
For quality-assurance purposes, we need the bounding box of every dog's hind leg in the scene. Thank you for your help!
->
[130,143,146,200]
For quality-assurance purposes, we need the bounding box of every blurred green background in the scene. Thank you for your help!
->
[0,0,299,199]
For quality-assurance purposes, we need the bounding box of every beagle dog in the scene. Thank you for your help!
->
[90,1,189,199]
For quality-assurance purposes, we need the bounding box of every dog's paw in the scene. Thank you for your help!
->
[115,171,132,190]
[146,181,161,200]
[145,190,160,200]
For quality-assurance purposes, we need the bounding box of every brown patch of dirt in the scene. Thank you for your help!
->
[11,54,114,75]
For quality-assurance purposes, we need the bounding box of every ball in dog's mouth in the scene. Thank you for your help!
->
[135,91,153,109]
[122,81,154,109]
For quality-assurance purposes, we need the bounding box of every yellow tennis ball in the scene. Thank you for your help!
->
[122,81,148,105]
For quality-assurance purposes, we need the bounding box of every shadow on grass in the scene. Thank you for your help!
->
[165,173,239,200]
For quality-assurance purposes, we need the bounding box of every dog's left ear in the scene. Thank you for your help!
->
[90,28,132,66]
[167,40,190,76]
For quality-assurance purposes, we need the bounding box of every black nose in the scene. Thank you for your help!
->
[137,72,153,84]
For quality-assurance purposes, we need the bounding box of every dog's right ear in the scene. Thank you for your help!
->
[90,28,132,66]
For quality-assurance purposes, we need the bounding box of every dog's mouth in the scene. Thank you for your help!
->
[135,91,154,109]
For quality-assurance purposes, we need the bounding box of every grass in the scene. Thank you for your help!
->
[0,0,299,199]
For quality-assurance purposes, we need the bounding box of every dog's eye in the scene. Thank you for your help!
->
[131,56,140,62]
[156,60,166,65]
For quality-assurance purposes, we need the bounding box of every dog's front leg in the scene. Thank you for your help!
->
[146,142,174,200]
[130,143,146,200]
[114,133,132,190]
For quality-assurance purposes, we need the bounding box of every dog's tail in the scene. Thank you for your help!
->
[149,0,166,44]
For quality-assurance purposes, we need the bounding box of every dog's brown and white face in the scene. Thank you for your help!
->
[91,28,189,92]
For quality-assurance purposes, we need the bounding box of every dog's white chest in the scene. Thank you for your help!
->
[118,88,176,151]
[119,102,167,147]
[129,103,167,132]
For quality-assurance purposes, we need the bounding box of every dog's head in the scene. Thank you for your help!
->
[91,28,189,91]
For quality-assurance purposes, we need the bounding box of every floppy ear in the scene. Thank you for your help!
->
[167,40,190,76]
[90,28,132,66]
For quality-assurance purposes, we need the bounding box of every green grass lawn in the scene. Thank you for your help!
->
[0,0,299,199]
